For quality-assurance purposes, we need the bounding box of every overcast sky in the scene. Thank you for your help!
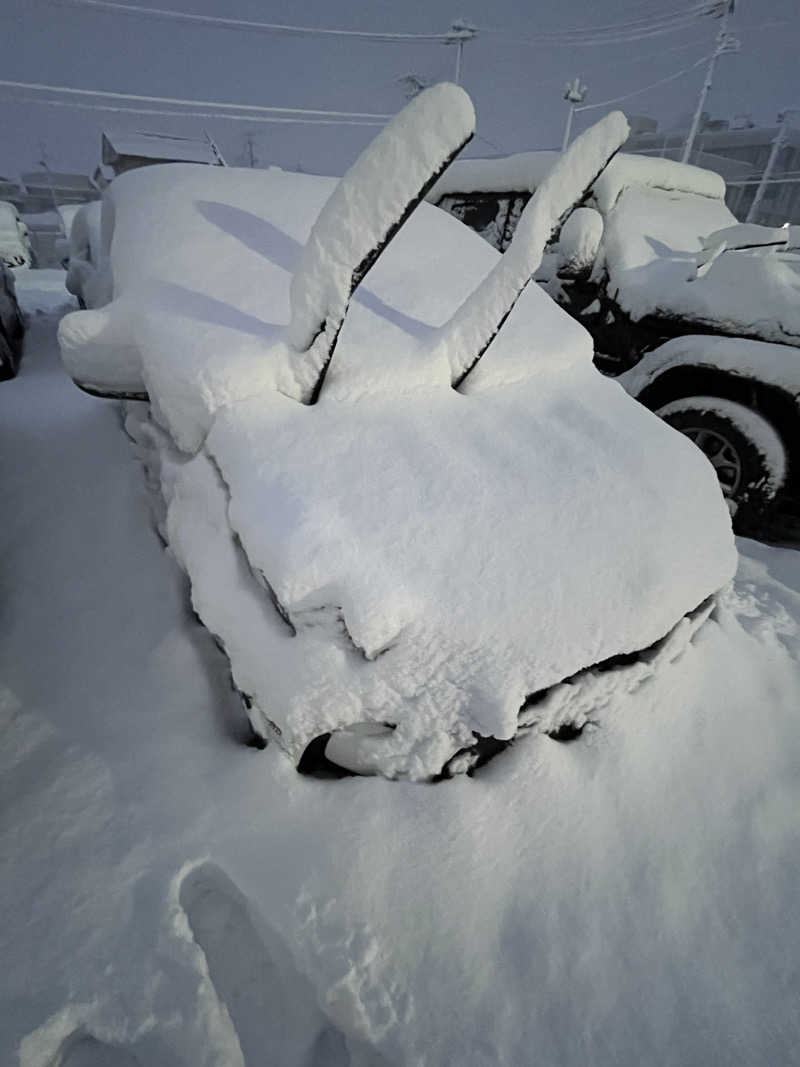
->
[2,0,798,180]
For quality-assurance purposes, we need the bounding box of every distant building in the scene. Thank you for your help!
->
[101,130,225,176]
[625,114,800,226]
[18,171,100,214]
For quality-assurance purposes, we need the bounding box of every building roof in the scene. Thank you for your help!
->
[102,130,221,166]
[20,171,97,193]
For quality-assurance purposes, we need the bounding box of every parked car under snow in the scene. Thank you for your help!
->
[57,87,736,779]
[0,200,33,269]
[0,262,24,380]
[434,152,800,536]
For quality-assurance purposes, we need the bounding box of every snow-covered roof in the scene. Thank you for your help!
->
[102,130,221,166]
[427,150,560,201]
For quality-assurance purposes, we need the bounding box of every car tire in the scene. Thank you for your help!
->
[656,396,787,533]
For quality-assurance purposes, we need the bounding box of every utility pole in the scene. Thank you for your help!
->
[746,107,797,223]
[445,19,477,86]
[681,0,739,164]
[562,78,588,151]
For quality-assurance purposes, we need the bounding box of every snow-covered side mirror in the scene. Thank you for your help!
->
[286,83,476,404]
[556,207,604,278]
[431,111,629,389]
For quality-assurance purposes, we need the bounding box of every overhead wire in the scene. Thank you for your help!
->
[575,53,712,112]
[0,95,387,126]
[51,0,459,42]
[0,79,391,120]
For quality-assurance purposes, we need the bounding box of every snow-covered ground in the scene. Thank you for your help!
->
[2,274,800,1066]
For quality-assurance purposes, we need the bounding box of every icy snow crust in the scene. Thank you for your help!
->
[59,99,735,777]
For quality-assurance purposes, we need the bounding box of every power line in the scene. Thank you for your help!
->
[51,0,459,42]
[575,53,712,112]
[0,95,387,126]
[0,78,391,120]
[481,2,719,46]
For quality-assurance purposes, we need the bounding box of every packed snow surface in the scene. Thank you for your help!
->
[57,101,737,776]
[3,286,800,1064]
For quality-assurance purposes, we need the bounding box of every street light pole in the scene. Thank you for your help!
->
[746,107,797,223]
[681,0,739,164]
[562,77,588,151]
[446,19,477,85]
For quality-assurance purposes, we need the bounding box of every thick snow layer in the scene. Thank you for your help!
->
[619,334,800,399]
[4,308,800,1064]
[426,149,560,201]
[594,180,800,344]
[286,83,475,401]
[591,153,726,215]
[57,102,737,777]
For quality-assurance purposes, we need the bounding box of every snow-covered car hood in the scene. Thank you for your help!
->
[589,156,800,347]
[58,89,736,778]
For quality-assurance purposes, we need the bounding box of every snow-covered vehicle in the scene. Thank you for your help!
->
[0,261,24,380]
[0,200,33,269]
[435,153,800,534]
[57,88,736,779]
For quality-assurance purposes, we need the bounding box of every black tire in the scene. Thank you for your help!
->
[656,396,787,533]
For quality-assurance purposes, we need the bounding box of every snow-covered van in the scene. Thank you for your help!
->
[433,152,800,535]
[58,88,735,779]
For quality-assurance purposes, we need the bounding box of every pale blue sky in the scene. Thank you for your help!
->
[1,0,798,179]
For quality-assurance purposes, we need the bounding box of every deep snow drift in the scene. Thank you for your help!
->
[2,285,800,1065]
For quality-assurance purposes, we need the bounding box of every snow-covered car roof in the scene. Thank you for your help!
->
[58,89,736,778]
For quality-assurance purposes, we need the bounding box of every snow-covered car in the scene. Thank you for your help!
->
[0,261,24,380]
[0,200,33,269]
[57,88,736,779]
[435,153,800,534]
